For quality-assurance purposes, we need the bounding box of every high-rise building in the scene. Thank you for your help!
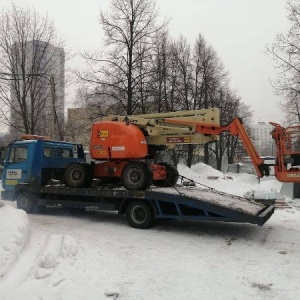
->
[250,122,274,156]
[10,40,65,140]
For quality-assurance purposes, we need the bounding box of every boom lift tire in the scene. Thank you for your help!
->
[126,200,154,229]
[17,191,36,214]
[64,162,92,188]
[121,161,152,190]
[153,163,179,187]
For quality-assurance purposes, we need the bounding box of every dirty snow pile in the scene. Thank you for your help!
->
[178,163,282,197]
[1,163,300,300]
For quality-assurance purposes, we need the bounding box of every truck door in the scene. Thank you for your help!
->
[2,144,29,190]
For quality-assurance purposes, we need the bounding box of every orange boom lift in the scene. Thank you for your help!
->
[62,108,300,190]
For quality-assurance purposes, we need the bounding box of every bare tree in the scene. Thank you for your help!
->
[267,0,300,124]
[149,30,171,112]
[0,4,65,139]
[171,36,194,110]
[226,103,253,164]
[149,33,232,168]
[192,34,228,166]
[193,34,228,110]
[79,0,167,115]
[217,90,253,168]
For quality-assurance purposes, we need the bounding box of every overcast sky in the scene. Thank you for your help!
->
[2,0,289,124]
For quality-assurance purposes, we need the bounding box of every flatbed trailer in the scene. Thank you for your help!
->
[5,183,275,228]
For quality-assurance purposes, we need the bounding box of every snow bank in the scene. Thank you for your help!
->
[0,202,80,300]
[0,201,29,278]
[35,234,79,280]
[178,162,283,197]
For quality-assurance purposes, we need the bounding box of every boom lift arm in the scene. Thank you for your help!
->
[102,108,221,147]
[160,117,270,178]
[216,118,270,177]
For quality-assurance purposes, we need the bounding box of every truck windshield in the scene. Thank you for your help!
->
[8,146,28,164]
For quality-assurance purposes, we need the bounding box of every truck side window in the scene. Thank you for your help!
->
[8,146,28,164]
[57,148,72,158]
[43,147,55,158]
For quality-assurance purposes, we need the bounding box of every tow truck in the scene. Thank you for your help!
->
[0,108,279,228]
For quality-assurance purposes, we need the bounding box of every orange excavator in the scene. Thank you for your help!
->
[62,107,297,191]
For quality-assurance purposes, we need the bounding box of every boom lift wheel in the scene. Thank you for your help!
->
[153,163,179,187]
[17,191,36,214]
[121,161,152,190]
[64,162,92,188]
[126,200,154,229]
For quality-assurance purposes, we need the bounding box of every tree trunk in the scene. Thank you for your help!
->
[186,144,194,168]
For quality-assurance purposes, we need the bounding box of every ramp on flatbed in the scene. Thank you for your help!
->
[38,185,274,226]
[152,187,265,216]
[142,187,274,226]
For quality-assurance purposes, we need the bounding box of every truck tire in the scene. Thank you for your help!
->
[121,161,152,190]
[64,162,92,188]
[126,200,154,229]
[153,163,179,187]
[17,192,36,214]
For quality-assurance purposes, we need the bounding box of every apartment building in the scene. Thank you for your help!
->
[250,122,274,156]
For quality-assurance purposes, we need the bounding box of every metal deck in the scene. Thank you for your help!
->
[38,185,275,226]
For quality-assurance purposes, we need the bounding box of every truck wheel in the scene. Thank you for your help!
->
[17,192,36,214]
[153,163,179,187]
[64,162,92,188]
[126,200,154,229]
[121,161,152,190]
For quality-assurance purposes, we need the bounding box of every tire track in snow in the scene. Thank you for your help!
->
[0,229,79,299]
[0,230,47,295]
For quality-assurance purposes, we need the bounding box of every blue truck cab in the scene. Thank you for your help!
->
[1,137,85,199]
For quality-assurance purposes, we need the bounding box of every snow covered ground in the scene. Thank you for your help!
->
[1,163,300,300]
